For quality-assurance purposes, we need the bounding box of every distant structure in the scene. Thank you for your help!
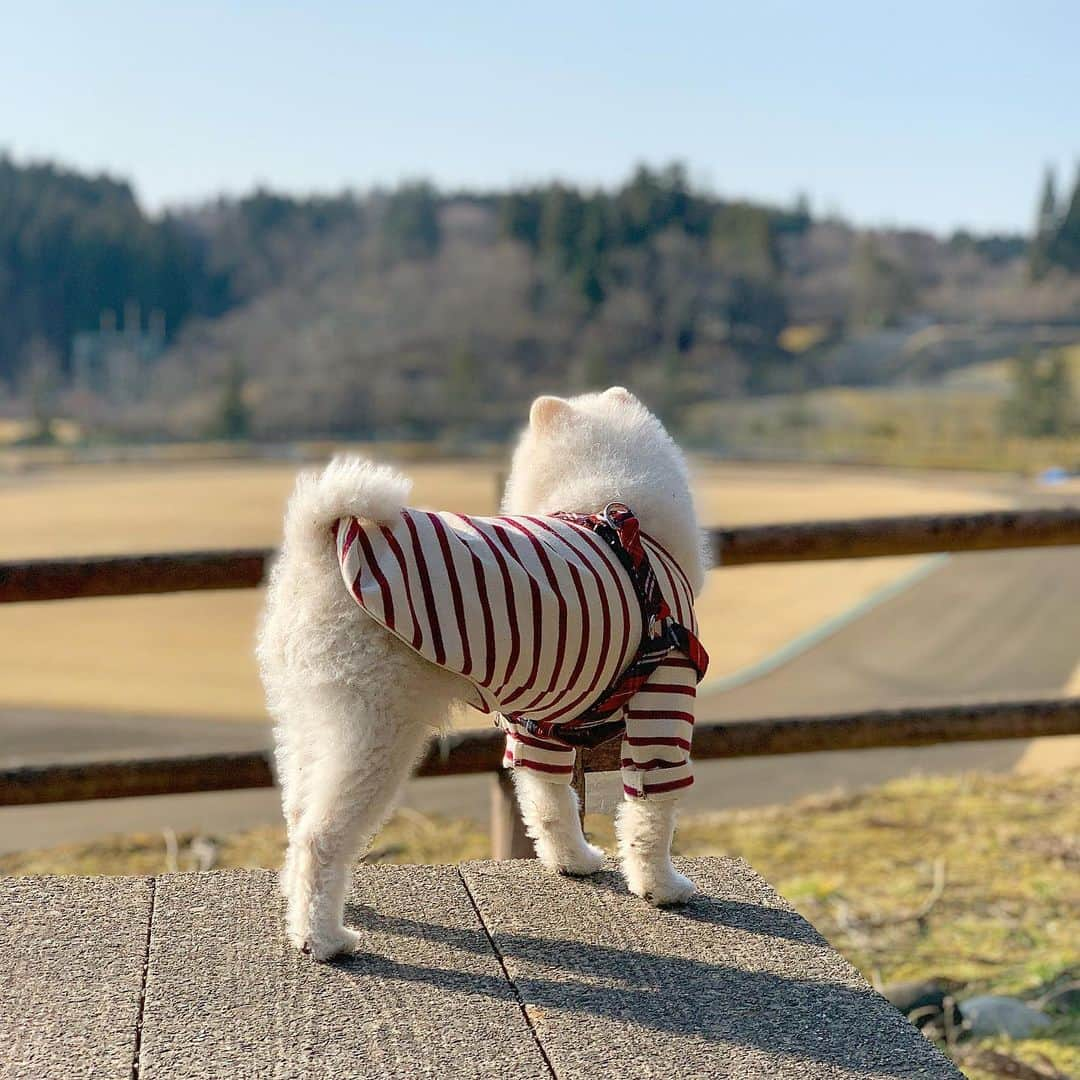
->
[71,302,166,403]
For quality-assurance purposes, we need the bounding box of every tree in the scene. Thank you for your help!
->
[1030,166,1059,279]
[211,357,250,440]
[1000,349,1076,438]
[498,191,542,251]
[848,236,914,330]
[381,182,441,260]
[712,206,776,278]
[1048,166,1080,273]
[538,185,584,268]
[19,337,61,443]
[444,344,482,429]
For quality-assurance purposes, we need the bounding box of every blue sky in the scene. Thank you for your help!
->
[2,1,1077,234]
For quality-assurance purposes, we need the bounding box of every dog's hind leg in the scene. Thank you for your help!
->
[273,704,317,901]
[284,690,432,961]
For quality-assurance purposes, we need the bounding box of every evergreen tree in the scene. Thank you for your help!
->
[382,182,441,260]
[498,191,542,250]
[1030,166,1059,279]
[213,357,250,440]
[1048,165,1080,273]
[538,185,584,268]
[445,343,481,429]
[571,199,612,308]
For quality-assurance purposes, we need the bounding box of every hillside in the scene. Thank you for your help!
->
[3,157,1080,442]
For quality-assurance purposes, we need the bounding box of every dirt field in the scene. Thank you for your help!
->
[0,458,1006,722]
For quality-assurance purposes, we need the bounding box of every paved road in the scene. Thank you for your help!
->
[700,544,1080,720]
[3,542,1079,854]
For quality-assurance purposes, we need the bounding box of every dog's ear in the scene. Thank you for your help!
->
[604,386,637,405]
[529,395,573,431]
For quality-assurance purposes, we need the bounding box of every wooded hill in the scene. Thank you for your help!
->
[2,155,1078,440]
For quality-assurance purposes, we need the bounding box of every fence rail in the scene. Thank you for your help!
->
[3,508,1079,604]
[3,506,1079,858]
[4,697,1078,808]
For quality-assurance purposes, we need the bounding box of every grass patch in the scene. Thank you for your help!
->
[3,769,1076,1075]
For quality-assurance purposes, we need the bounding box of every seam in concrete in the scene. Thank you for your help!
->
[456,868,558,1080]
[700,553,952,697]
[130,875,156,1080]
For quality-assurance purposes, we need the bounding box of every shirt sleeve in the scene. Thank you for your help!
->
[502,717,576,783]
[620,655,696,800]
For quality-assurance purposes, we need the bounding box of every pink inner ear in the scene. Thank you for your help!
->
[605,386,634,404]
[530,395,571,429]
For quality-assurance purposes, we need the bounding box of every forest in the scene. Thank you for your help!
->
[2,154,1079,441]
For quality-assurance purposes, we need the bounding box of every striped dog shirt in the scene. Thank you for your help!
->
[334,503,708,800]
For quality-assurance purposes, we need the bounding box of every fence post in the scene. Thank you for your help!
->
[490,771,533,859]
[572,753,587,828]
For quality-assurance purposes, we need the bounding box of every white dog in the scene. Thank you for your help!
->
[257,387,710,960]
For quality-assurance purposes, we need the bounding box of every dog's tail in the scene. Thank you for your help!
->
[282,455,412,559]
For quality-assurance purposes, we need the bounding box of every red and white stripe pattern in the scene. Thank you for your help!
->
[502,654,698,799]
[336,509,700,800]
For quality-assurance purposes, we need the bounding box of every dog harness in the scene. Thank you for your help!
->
[334,503,708,799]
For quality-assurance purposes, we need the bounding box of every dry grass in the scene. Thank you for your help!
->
[3,769,1075,1077]
[691,345,1080,476]
[669,769,1080,1080]
[0,809,490,877]
[0,458,1004,720]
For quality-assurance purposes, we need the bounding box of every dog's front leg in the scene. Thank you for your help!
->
[616,657,698,905]
[511,767,605,876]
[616,797,696,905]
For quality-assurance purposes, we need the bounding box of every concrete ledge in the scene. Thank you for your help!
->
[0,858,960,1079]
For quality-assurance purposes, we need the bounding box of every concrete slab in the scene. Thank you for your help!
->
[460,856,962,1079]
[137,867,551,1079]
[0,875,151,1080]
[0,859,964,1078]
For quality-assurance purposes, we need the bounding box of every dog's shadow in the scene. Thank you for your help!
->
[335,872,934,1076]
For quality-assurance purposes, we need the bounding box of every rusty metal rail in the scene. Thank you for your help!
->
[3,507,1079,604]
[0,549,270,604]
[4,697,1078,807]
[2,506,1079,861]
[713,507,1080,565]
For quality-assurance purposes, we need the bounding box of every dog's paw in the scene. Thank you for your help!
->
[555,841,606,878]
[626,866,697,907]
[297,927,361,961]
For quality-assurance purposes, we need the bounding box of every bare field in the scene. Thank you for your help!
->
[0,458,1006,722]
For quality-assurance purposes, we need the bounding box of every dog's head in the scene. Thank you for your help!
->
[502,386,708,592]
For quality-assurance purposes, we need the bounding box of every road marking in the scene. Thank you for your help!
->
[1065,661,1080,696]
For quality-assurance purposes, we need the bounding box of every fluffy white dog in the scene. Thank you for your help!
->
[257,387,710,960]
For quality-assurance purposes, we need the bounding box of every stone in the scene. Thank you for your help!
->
[961,995,1051,1038]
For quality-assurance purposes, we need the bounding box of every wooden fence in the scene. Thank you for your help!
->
[3,507,1079,857]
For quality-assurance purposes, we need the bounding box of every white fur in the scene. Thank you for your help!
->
[257,386,709,959]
